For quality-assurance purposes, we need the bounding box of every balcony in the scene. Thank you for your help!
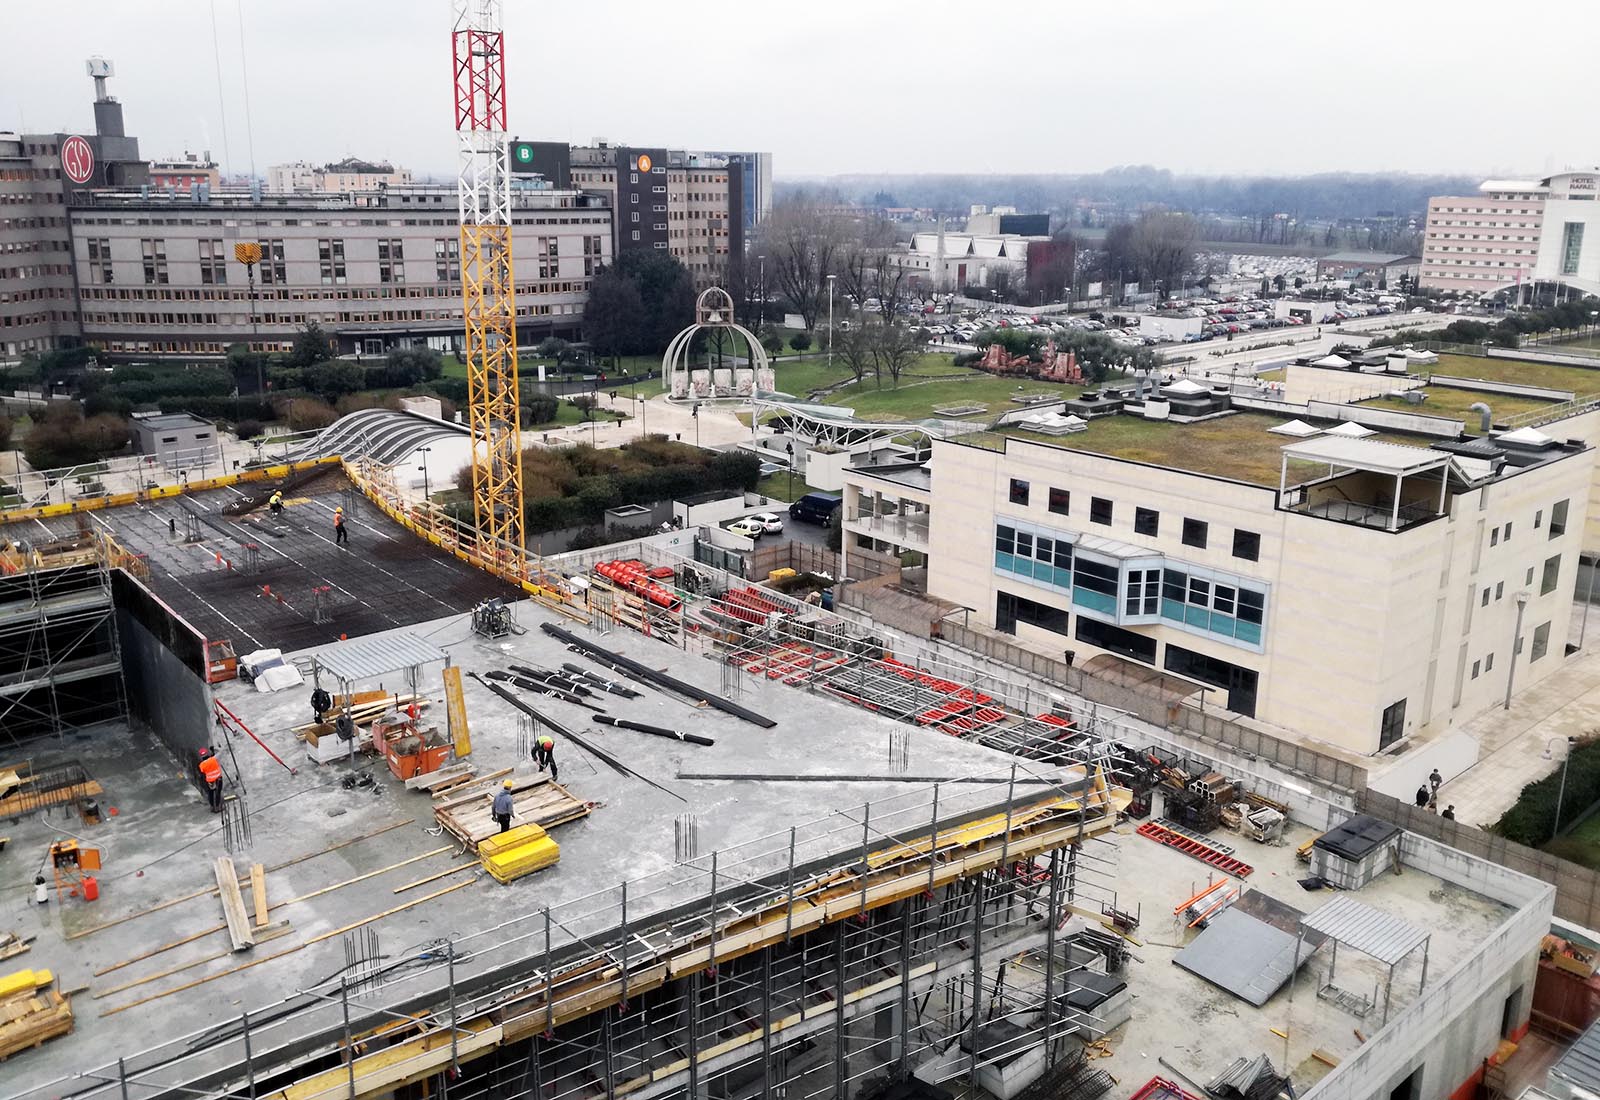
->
[847,511,930,551]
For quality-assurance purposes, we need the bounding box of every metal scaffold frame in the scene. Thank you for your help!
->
[453,0,525,576]
[10,773,1130,1100]
[0,533,127,747]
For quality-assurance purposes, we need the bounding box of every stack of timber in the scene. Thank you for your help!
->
[0,932,32,963]
[0,969,73,1061]
[433,774,591,849]
[295,694,428,744]
[477,824,561,884]
[406,763,478,795]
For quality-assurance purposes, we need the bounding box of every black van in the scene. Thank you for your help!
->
[788,492,842,525]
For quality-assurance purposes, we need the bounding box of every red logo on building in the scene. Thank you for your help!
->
[62,135,95,184]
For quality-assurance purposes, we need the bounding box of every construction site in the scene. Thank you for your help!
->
[0,5,1570,1100]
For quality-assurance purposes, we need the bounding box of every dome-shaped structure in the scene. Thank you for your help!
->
[664,287,774,402]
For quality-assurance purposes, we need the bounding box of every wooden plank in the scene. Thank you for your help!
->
[431,768,518,808]
[393,864,477,895]
[66,819,412,941]
[215,857,255,952]
[444,665,471,758]
[405,763,470,791]
[305,879,477,946]
[250,864,268,929]
[92,922,293,999]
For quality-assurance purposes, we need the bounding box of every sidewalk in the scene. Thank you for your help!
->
[1438,639,1600,828]
[527,393,755,452]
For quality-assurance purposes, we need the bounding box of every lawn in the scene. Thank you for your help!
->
[1428,353,1600,395]
[754,473,820,503]
[825,374,1086,422]
[1015,412,1419,487]
[1359,386,1557,425]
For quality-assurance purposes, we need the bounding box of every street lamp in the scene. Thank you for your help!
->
[418,446,431,504]
[827,274,837,371]
[692,403,700,448]
[1504,590,1530,710]
[1545,736,1578,841]
[758,254,766,331]
[785,441,795,500]
[637,394,648,439]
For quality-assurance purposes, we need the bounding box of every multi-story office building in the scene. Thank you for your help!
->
[267,158,413,194]
[0,59,147,359]
[567,144,744,286]
[69,184,611,357]
[1420,171,1600,295]
[842,379,1600,756]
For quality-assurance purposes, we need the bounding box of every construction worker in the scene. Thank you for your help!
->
[269,490,283,518]
[197,748,223,813]
[334,506,348,546]
[493,779,515,833]
[533,733,558,781]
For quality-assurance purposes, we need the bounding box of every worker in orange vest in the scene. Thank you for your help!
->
[197,748,223,813]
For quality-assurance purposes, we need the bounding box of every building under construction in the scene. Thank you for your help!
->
[0,454,1559,1100]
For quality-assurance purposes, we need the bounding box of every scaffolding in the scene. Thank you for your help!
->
[12,772,1131,1100]
[0,530,127,748]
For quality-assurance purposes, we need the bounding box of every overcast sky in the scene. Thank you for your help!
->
[2,0,1595,181]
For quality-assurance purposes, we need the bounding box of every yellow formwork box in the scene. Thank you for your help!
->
[478,824,560,884]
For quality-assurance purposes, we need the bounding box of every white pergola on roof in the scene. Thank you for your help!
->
[1280,435,1455,476]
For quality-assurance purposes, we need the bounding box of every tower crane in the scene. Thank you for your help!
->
[451,0,524,575]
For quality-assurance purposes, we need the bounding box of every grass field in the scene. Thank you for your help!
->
[1360,386,1557,425]
[1428,353,1600,395]
[827,375,1084,421]
[1547,808,1600,870]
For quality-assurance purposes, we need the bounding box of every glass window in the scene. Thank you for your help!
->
[1213,585,1237,616]
[1135,508,1159,537]
[1562,221,1585,275]
[1182,518,1208,549]
[1053,541,1072,569]
[1048,487,1070,515]
[995,525,1014,555]
[1379,699,1406,750]
[1035,535,1053,563]
[1188,577,1210,604]
[1090,497,1112,525]
[1481,587,1491,607]
[1542,553,1561,595]
[1232,530,1260,562]
[1471,660,1480,679]
[1531,621,1551,662]
[1237,588,1265,624]
[1162,568,1187,603]
[1486,652,1495,672]
[1009,478,1029,506]
[1491,527,1499,547]
[1074,557,1118,595]
[1535,510,1543,530]
[1552,499,1569,538]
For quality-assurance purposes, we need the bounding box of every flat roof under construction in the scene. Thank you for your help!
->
[2,470,520,651]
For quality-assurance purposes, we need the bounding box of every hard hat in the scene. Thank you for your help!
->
[335,506,343,513]
[503,779,515,789]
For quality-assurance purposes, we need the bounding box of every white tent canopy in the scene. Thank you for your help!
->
[1313,354,1351,368]
[1268,419,1321,437]
[1325,421,1377,438]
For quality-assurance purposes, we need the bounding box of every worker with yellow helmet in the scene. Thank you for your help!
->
[333,505,348,547]
[492,778,515,833]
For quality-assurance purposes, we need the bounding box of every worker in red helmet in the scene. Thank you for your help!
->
[533,734,558,782]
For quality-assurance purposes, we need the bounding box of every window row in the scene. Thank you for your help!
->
[1008,480,1259,561]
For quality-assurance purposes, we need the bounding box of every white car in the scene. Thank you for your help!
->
[749,512,785,534]
[727,518,765,539]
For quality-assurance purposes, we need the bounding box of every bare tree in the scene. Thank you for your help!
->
[836,322,874,385]
[760,199,850,332]
[870,259,910,324]
[1131,211,1199,298]
[869,319,926,389]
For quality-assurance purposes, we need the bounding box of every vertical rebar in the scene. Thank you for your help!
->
[687,969,702,1100]
[784,826,797,943]
[118,1057,129,1100]
[1043,847,1061,1066]
[341,977,356,1100]
[543,908,554,1035]
[967,879,984,1085]
[708,850,720,999]
[242,1010,257,1099]
[447,938,459,1075]
[926,783,941,897]
[898,900,913,1074]
[858,802,871,916]
[761,947,774,1100]
[619,881,629,1013]
[602,1009,616,1098]
[834,919,848,1099]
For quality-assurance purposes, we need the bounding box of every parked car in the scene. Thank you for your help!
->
[749,512,785,534]
[726,518,765,539]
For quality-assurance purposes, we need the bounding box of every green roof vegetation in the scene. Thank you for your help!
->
[1359,385,1556,426]
[998,412,1424,487]
[1428,352,1600,395]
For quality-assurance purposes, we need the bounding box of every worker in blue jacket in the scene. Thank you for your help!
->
[492,779,515,833]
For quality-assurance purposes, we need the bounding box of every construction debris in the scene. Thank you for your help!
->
[1207,1054,1291,1100]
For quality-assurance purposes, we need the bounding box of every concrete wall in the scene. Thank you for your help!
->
[1305,832,1553,1100]
[1304,398,1464,437]
[113,574,213,761]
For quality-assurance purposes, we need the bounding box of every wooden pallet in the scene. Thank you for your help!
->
[434,776,592,850]
[0,988,73,1061]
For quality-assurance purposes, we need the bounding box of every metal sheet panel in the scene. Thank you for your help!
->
[1172,908,1316,1007]
[1551,1017,1600,1098]
[313,632,447,684]
[1300,894,1429,966]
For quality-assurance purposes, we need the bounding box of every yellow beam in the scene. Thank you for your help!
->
[459,223,524,576]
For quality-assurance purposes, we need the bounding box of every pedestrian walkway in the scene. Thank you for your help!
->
[1438,637,1600,829]
[527,393,754,452]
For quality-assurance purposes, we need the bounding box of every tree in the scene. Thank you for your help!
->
[582,269,645,360]
[0,415,11,452]
[1097,222,1138,301]
[789,331,813,353]
[868,320,926,389]
[535,337,571,361]
[1259,277,1271,296]
[836,323,875,385]
[1130,211,1199,297]
[1273,274,1287,294]
[760,329,784,356]
[570,394,597,422]
[760,198,852,331]
[289,321,335,368]
[305,360,366,400]
[1293,276,1305,290]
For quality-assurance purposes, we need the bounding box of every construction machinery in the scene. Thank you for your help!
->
[452,0,525,577]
